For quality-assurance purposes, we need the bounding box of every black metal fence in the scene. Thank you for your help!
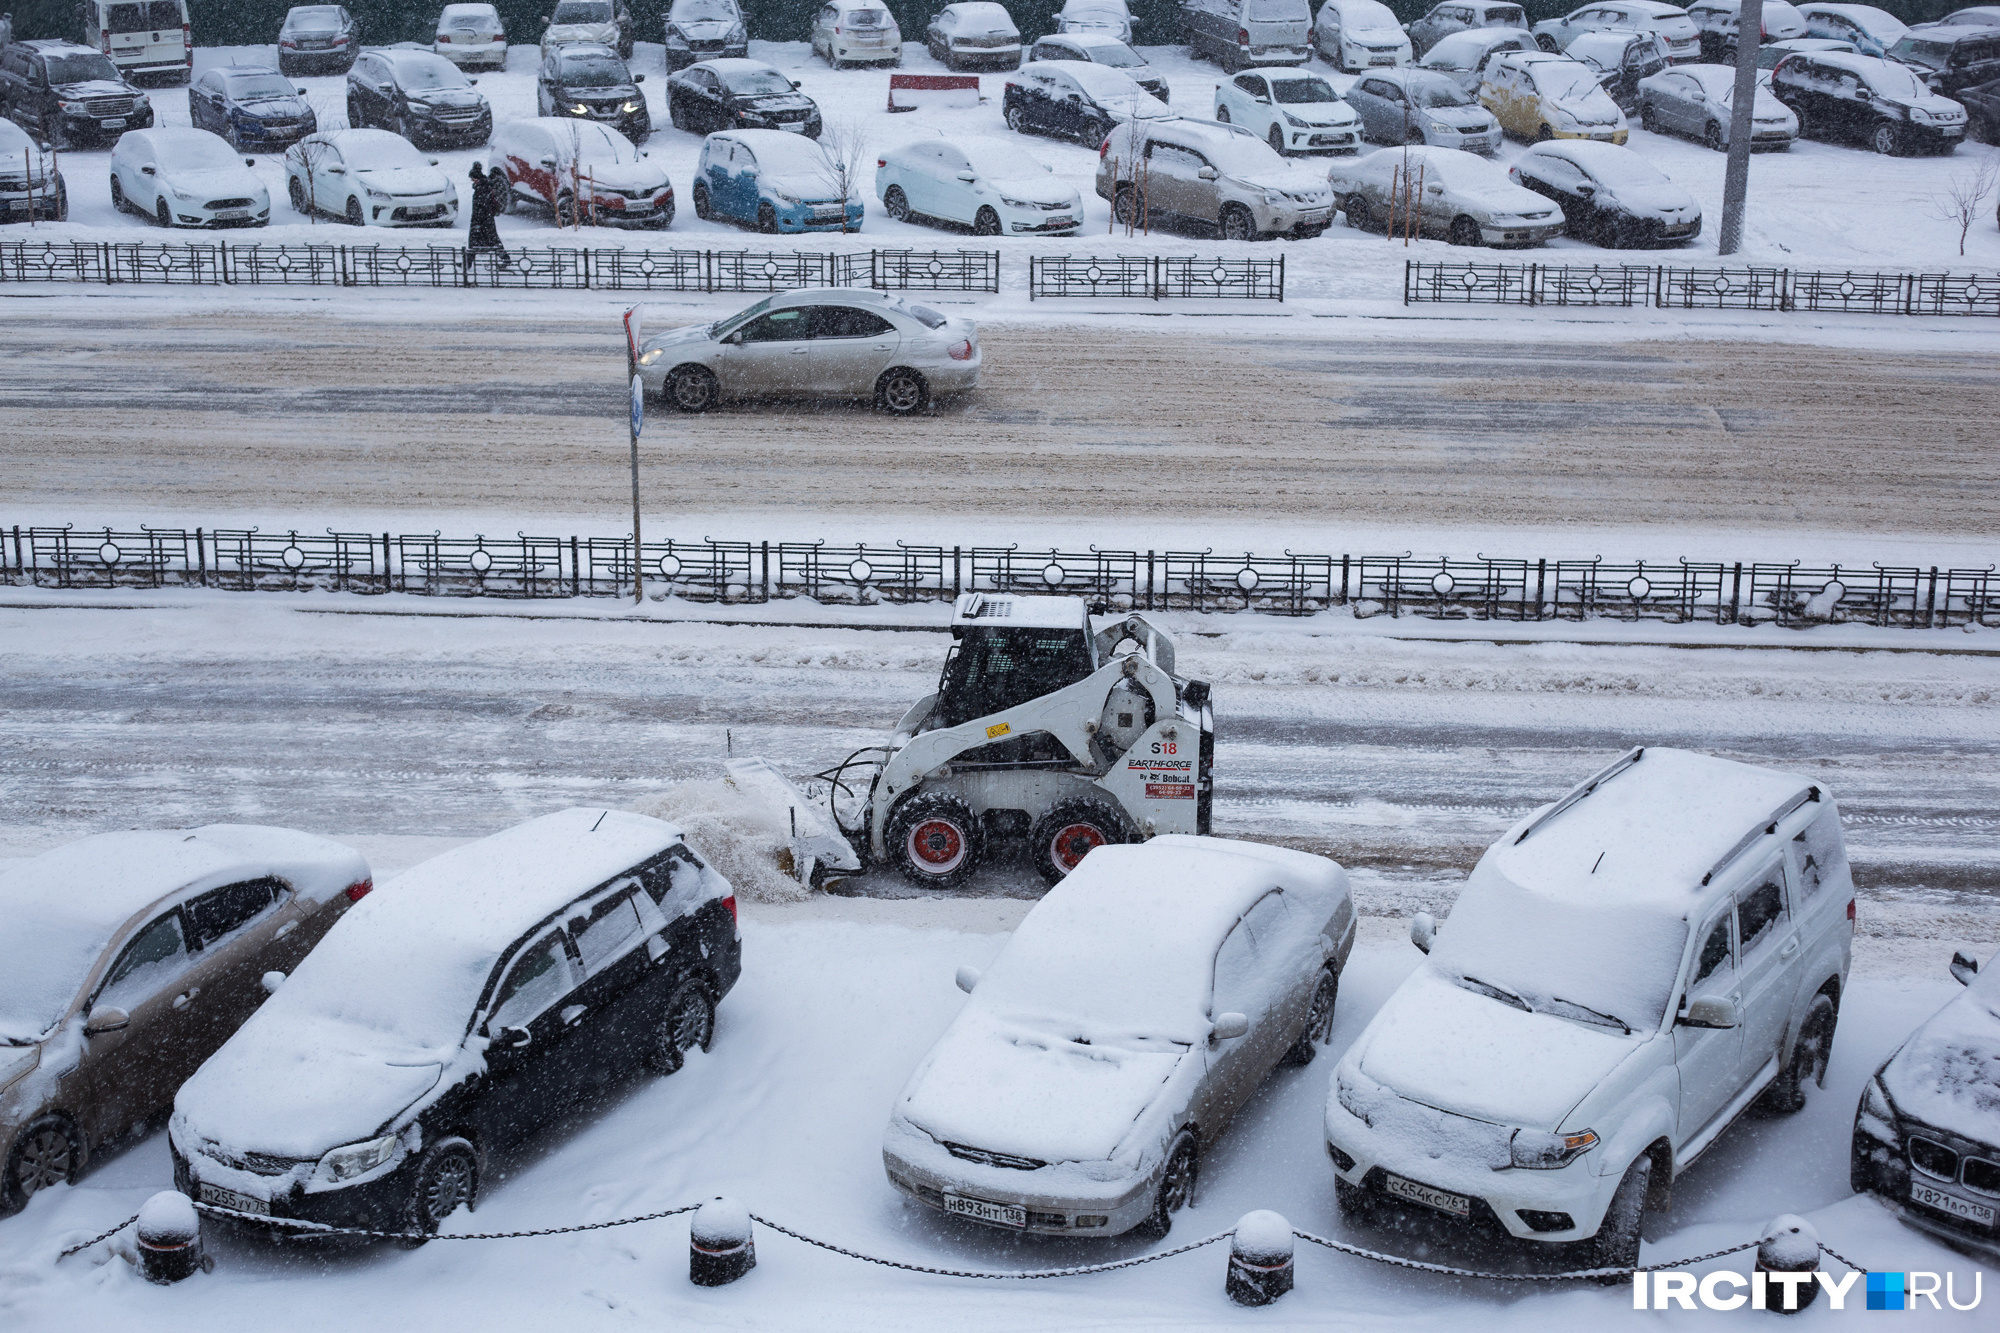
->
[1405,261,2000,317]
[0,240,1000,294]
[5,523,1992,631]
[1029,254,1285,301]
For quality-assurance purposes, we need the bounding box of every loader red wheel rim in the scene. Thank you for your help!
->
[1049,823,1109,873]
[907,819,967,873]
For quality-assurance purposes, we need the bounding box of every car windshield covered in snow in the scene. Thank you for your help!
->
[157,135,249,170]
[553,0,614,21]
[570,121,641,161]
[1204,132,1292,176]
[351,135,427,169]
[1535,61,1610,100]
[964,140,1055,178]
[1270,76,1340,102]
[674,0,740,18]
[224,72,297,100]
[441,3,504,30]
[1566,148,1669,185]
[0,908,105,1042]
[1863,59,1928,99]
[1414,78,1476,106]
[558,49,629,84]
[744,133,833,174]
[44,51,122,83]
[391,54,472,90]
[881,296,948,328]
[289,5,344,30]
[724,67,798,95]
[1336,0,1401,27]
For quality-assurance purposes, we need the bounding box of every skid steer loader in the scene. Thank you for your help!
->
[805,592,1215,888]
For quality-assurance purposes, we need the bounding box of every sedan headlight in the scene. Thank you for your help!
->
[1335,1070,1374,1126]
[637,347,664,366]
[728,24,747,41]
[134,93,151,109]
[621,100,642,113]
[570,102,590,115]
[998,194,1032,208]
[365,185,391,200]
[770,188,801,205]
[1506,1127,1598,1170]
[1859,1075,1898,1131]
[169,184,198,200]
[1282,110,1309,127]
[319,1133,398,1182]
[1428,120,1451,134]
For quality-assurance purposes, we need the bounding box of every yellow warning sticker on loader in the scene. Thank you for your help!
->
[985,722,1012,739]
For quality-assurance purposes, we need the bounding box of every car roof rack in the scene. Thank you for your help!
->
[1512,745,1643,846]
[1699,786,1820,887]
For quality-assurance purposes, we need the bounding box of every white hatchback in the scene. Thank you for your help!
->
[1213,66,1364,154]
[109,127,268,228]
[283,128,459,227]
[1325,747,1854,1271]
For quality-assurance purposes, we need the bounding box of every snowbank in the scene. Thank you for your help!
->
[631,778,813,904]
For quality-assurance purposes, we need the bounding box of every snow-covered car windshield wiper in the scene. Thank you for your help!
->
[1456,974,1531,1013]
[1546,996,1631,1034]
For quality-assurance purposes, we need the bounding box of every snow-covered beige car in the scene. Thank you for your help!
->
[1330,144,1562,244]
[1326,747,1854,1271]
[1096,116,1338,239]
[1419,24,1537,92]
[637,288,981,415]
[1,827,370,1216]
[1406,0,1530,57]
[1483,49,1630,141]
[884,837,1355,1238]
[1852,947,2000,1258]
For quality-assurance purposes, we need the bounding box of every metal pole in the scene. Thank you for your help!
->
[624,305,645,607]
[1717,0,1764,256]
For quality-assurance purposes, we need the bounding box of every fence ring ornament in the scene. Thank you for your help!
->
[275,251,293,270]
[1235,566,1260,591]
[98,541,123,566]
[1966,283,1985,302]
[469,548,494,573]
[1821,579,1847,603]
[395,253,413,273]
[762,259,780,278]
[1587,272,1604,292]
[155,253,174,272]
[1211,264,1229,284]
[281,544,306,570]
[1042,562,1066,586]
[1838,278,1857,298]
[658,554,682,578]
[639,257,656,275]
[848,558,874,583]
[1628,575,1651,599]
[1459,270,1478,288]
[1431,571,1454,596]
[1085,264,1104,283]
[38,247,58,269]
[928,257,944,276]
[1711,275,1731,294]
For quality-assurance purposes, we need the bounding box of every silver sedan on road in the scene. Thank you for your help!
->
[635,288,981,414]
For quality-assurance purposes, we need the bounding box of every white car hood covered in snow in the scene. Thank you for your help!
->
[898,1010,1187,1162]
[1352,966,1642,1130]
[355,164,451,197]
[162,166,267,201]
[1883,958,2000,1145]
[990,174,1079,206]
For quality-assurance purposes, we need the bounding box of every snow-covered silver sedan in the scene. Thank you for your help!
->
[1331,144,1563,245]
[883,837,1355,1238]
[638,289,980,414]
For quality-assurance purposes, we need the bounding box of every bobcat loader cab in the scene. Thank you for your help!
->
[859,592,1214,887]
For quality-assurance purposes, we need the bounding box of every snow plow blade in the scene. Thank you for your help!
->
[723,757,864,879]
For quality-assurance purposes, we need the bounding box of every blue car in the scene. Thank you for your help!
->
[188,65,319,152]
[690,129,863,233]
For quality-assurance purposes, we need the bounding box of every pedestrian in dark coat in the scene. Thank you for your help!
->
[466,161,507,258]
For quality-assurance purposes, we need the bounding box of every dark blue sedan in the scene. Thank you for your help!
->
[188,66,318,152]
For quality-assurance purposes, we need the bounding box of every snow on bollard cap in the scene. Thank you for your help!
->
[136,1190,204,1284]
[1757,1214,1820,1314]
[690,1196,755,1287]
[1227,1210,1294,1307]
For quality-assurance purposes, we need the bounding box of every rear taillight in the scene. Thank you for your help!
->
[722,894,738,927]
[1098,137,1110,158]
[438,32,451,42]
[1846,898,1856,921]
[280,37,297,48]
[947,338,973,360]
[345,879,374,903]
[1237,27,1250,45]
[101,27,111,55]
[877,157,886,167]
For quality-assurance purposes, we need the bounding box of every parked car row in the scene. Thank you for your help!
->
[5,751,1997,1267]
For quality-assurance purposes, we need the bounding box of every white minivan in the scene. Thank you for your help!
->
[1324,746,1853,1272]
[82,0,191,85]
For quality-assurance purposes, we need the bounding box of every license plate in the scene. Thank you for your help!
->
[811,203,843,218]
[943,1193,1027,1228]
[102,117,127,129]
[1381,1172,1470,1217]
[1048,216,1073,226]
[215,209,250,219]
[198,1183,269,1215]
[784,122,811,133]
[409,205,443,217]
[1910,1180,1997,1225]
[1665,221,1696,234]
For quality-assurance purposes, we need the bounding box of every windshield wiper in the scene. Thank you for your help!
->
[1548,996,1631,1035]
[1457,975,1531,1013]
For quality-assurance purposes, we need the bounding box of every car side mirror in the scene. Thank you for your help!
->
[1197,165,1218,179]
[296,85,307,94]
[140,164,156,175]
[327,164,346,174]
[1575,181,1595,197]
[1680,995,1739,1029]
[793,79,803,89]
[429,157,441,165]
[955,965,981,993]
[245,157,256,167]
[1426,182,1444,194]
[541,15,550,24]
[633,73,644,82]
[260,971,286,995]
[956,169,976,181]
[1210,1012,1249,1042]
[1951,950,1981,986]
[84,1006,130,1035]
[1068,91,1082,101]
[469,77,479,85]
[498,1024,532,1048]
[1410,911,1436,954]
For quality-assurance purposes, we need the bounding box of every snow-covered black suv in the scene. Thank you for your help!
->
[169,809,741,1240]
[0,39,154,149]
[1325,747,1853,1272]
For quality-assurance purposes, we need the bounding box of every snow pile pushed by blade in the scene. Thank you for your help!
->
[630,774,837,904]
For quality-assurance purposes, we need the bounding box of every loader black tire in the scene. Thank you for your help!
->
[1026,798,1133,885]
[887,793,983,890]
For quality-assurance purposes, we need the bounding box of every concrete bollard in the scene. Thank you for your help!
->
[136,1191,203,1285]
[1227,1210,1295,1307]
[1757,1214,1821,1314]
[689,1196,755,1287]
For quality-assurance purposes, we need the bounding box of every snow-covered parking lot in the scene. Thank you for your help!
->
[10,37,2000,288]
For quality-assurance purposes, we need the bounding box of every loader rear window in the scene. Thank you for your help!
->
[937,628,1094,727]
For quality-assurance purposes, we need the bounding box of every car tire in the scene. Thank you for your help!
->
[346,195,364,226]
[692,180,710,219]
[1704,119,1723,151]
[399,1138,477,1245]
[646,978,716,1075]
[110,174,126,212]
[1593,212,1625,248]
[757,202,777,234]
[556,192,577,227]
[1535,122,1554,142]
[2,1115,82,1216]
[1536,34,1559,52]
[1449,214,1481,246]
[1334,1174,1375,1221]
[347,99,361,128]
[396,112,415,145]
[666,364,719,413]
[1004,104,1028,134]
[156,197,172,227]
[1215,105,1230,123]
[1764,993,1837,1114]
[1282,968,1339,1065]
[886,791,979,887]
[1640,100,1658,133]
[1343,191,1374,230]
[1871,122,1901,156]
[52,182,68,224]
[1078,118,1107,148]
[488,171,512,215]
[1586,1154,1651,1280]
[1026,798,1130,884]
[1113,183,1140,228]
[973,205,1001,236]
[1137,1134,1198,1239]
[1268,125,1287,154]
[289,175,309,215]
[884,185,911,222]
[1220,203,1256,241]
[875,365,930,415]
